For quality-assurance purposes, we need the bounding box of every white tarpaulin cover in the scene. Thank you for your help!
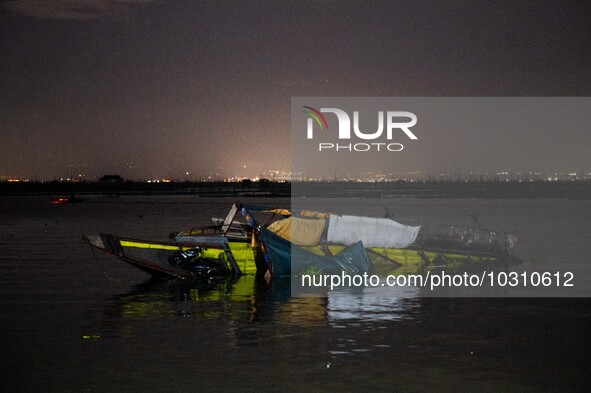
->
[327,215,421,249]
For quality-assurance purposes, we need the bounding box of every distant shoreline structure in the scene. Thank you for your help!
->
[1,179,590,199]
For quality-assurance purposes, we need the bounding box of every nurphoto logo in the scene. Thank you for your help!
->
[303,106,418,152]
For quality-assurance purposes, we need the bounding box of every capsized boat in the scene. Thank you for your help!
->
[175,202,519,277]
[86,201,519,280]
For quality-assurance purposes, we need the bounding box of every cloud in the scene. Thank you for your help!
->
[4,0,155,20]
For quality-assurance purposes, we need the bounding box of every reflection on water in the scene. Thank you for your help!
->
[105,276,425,358]
[112,276,422,323]
[327,286,421,322]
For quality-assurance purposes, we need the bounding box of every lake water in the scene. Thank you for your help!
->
[0,196,589,392]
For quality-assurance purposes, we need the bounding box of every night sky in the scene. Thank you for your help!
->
[1,0,590,181]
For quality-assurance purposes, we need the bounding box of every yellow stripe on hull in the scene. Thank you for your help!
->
[120,240,181,251]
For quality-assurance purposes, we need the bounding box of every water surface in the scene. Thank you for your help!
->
[0,196,589,392]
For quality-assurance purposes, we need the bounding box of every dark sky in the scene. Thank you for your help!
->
[1,0,590,180]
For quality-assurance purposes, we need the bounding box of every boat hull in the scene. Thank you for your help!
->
[83,234,242,280]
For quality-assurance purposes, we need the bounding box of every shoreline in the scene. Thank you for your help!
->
[1,180,590,199]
